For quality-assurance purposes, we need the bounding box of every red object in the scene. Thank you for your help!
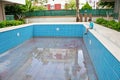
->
[47,4,50,10]
[47,4,61,10]
[55,4,61,10]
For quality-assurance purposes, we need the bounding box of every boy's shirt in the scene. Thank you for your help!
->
[89,22,94,29]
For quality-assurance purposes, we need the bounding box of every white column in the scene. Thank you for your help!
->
[0,1,6,21]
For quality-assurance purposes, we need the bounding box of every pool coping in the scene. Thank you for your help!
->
[0,22,83,32]
[0,22,120,62]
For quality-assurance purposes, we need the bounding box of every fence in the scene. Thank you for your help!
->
[25,9,114,17]
[113,13,119,19]
[6,15,14,20]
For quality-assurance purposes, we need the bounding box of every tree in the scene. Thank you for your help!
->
[31,0,47,10]
[25,0,33,12]
[5,0,33,13]
[66,0,76,10]
[5,0,33,19]
[81,2,92,10]
[5,0,47,19]
[98,1,114,9]
[76,0,80,22]
[65,3,69,10]
[32,0,48,6]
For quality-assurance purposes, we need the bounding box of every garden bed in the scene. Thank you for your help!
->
[96,18,120,31]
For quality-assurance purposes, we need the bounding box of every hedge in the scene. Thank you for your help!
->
[0,20,25,28]
[96,18,120,31]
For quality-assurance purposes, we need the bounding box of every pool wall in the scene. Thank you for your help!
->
[83,31,120,80]
[0,26,33,54]
[0,24,85,54]
[33,24,85,37]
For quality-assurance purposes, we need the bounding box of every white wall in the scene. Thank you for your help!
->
[3,0,25,4]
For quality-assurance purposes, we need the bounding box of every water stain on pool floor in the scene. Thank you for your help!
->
[0,38,97,80]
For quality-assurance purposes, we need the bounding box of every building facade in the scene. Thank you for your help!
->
[47,0,69,10]
[46,0,99,10]
[0,0,25,21]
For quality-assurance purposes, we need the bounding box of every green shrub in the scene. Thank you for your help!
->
[19,19,25,23]
[96,18,120,31]
[101,19,109,27]
[32,6,47,11]
[0,20,24,28]
[0,21,6,28]
[96,18,105,24]
[112,23,120,31]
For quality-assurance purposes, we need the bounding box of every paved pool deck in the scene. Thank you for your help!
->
[25,16,113,23]
[94,23,120,48]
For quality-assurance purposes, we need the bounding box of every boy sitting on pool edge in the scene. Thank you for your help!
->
[85,18,94,34]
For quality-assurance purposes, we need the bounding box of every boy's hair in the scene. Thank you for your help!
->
[88,18,92,21]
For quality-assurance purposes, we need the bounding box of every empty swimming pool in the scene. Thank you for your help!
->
[0,37,97,80]
[0,23,119,80]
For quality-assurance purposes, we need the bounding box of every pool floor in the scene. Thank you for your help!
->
[0,38,97,80]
